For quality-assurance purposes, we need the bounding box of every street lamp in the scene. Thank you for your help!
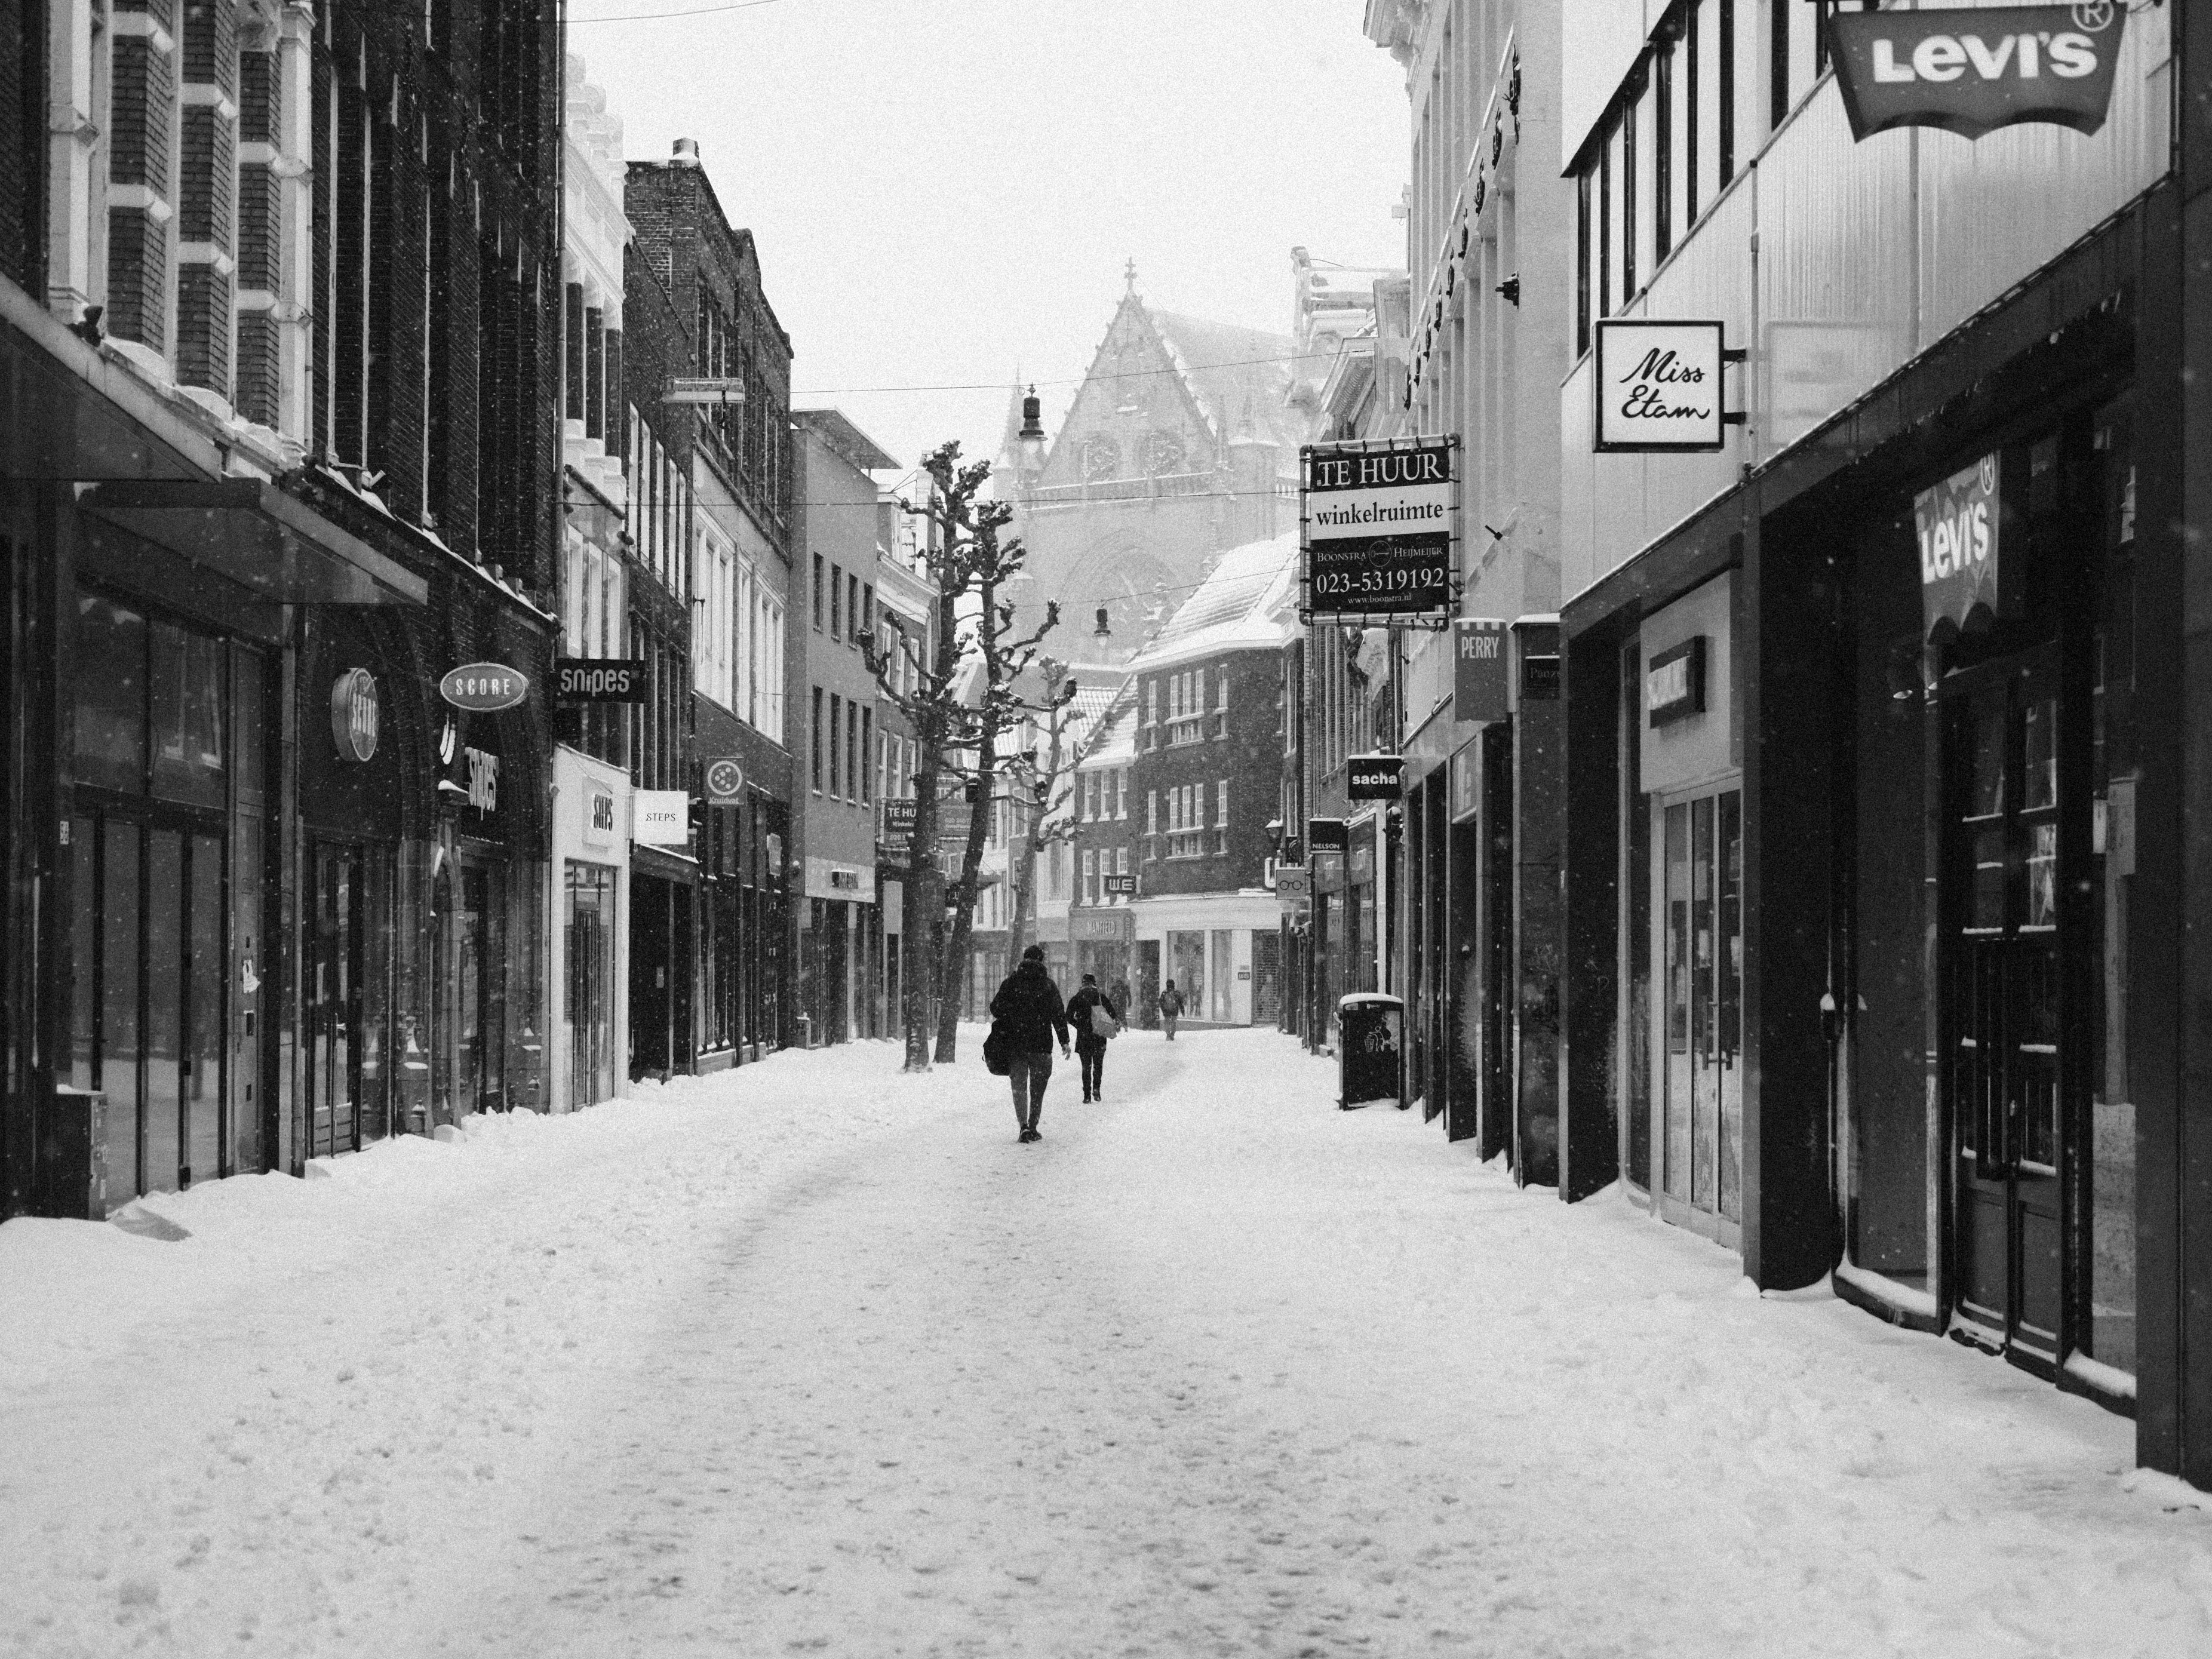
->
[1018,385,1046,468]
[1093,606,1111,640]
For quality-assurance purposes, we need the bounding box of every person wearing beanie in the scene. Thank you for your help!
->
[988,944,1070,1142]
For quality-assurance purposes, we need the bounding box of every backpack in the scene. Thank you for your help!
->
[982,1021,1014,1076]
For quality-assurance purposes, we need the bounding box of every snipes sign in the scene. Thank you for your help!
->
[1830,5,2126,143]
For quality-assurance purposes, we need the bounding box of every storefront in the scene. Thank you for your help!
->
[801,855,874,1046]
[1560,183,2174,1431]
[1070,905,1134,1010]
[552,749,629,1111]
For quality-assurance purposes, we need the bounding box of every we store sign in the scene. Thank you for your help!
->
[1830,4,2126,143]
[1593,321,1728,453]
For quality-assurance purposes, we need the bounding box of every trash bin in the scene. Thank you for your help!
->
[37,1086,109,1218]
[1337,993,1404,1111]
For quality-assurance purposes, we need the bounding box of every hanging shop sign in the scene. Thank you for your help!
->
[440,661,529,712]
[1301,437,1455,620]
[1830,5,2126,143]
[703,758,746,805]
[1102,872,1138,896]
[1274,864,1311,899]
[1593,321,1737,452]
[1307,816,1348,851]
[554,658,649,702]
[1454,617,1510,723]
[1346,754,1405,801]
[1449,740,1481,824]
[583,781,617,847]
[1646,636,1707,726]
[1917,453,2011,638]
[634,789,690,846]
[878,797,917,859]
[328,668,380,763]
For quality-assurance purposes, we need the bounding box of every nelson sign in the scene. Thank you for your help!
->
[1829,4,2126,143]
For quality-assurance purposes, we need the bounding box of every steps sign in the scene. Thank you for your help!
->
[704,759,745,804]
[440,662,529,712]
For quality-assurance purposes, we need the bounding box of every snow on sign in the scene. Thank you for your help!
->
[1593,321,1729,452]
[1302,437,1454,620]
[1830,4,2126,143]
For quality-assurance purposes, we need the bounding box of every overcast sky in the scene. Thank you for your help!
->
[573,0,1410,480]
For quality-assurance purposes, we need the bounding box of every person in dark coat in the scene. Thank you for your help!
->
[1109,977,1133,1031]
[1067,973,1116,1102]
[1159,979,1185,1040]
[990,944,1070,1142]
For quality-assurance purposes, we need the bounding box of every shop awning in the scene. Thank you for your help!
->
[80,478,428,607]
[1,285,214,483]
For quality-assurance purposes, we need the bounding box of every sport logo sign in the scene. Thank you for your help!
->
[1830,4,2125,143]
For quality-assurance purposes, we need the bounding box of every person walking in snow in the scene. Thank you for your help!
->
[990,944,1070,1142]
[1067,972,1116,1102]
[1159,979,1185,1040]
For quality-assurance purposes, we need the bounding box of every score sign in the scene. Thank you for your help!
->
[440,662,529,711]
[1302,438,1454,620]
[1593,321,1728,453]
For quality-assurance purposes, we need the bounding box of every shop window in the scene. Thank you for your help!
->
[73,593,147,793]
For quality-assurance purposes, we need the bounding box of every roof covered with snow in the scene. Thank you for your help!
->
[1126,533,1299,673]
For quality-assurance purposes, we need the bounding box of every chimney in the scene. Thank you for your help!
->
[671,137,701,167]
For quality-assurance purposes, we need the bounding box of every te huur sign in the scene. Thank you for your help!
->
[1454,617,1509,723]
[1593,321,1729,452]
[1830,5,2126,143]
[1346,755,1405,802]
[1302,437,1454,621]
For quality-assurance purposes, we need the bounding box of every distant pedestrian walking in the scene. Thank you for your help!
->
[1159,980,1185,1040]
[1068,973,1119,1101]
[988,944,1070,1142]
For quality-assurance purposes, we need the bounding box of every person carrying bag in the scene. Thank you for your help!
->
[1067,973,1120,1103]
[988,945,1070,1142]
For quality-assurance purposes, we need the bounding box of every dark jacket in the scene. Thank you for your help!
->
[990,961,1069,1053]
[1159,986,1185,1016]
[1067,985,1116,1047]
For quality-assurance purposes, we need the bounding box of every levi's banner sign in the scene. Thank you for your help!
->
[1917,453,2010,639]
[1594,321,1725,451]
[1302,438,1454,619]
[1830,4,2125,143]
[554,659,649,702]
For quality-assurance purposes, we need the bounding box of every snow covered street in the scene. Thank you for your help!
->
[5,1027,2210,1657]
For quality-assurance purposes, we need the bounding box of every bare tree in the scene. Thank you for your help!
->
[865,443,988,1073]
[933,511,1062,1062]
[1003,656,1084,967]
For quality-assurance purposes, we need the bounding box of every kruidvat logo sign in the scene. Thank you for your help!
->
[1917,453,2010,638]
[1830,4,2126,143]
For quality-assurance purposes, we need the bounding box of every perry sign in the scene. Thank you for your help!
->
[1829,4,2127,143]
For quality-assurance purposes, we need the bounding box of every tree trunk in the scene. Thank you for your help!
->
[935,716,996,1063]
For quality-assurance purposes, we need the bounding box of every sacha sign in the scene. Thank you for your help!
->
[1917,453,2011,639]
[1830,4,2126,143]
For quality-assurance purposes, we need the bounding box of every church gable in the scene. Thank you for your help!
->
[1037,295,1221,491]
